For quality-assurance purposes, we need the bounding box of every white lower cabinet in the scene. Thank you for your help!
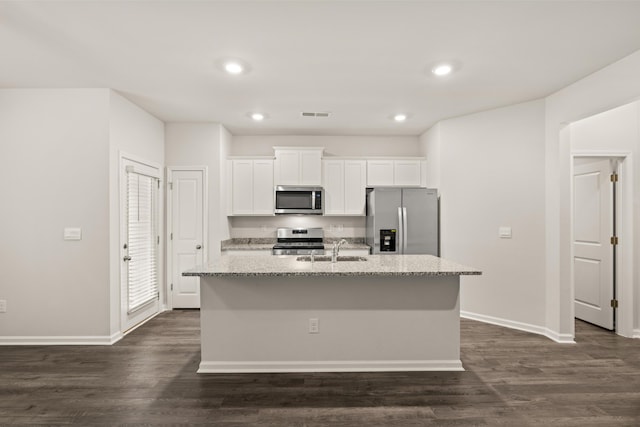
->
[323,159,366,215]
[228,159,274,216]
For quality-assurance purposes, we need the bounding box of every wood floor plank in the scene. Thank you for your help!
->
[0,310,639,425]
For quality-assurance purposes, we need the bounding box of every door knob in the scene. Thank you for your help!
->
[196,245,202,250]
[123,255,132,261]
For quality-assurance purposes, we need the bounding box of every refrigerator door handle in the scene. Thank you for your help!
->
[402,207,408,253]
[397,206,403,254]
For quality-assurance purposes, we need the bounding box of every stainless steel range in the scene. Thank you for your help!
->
[272,227,325,255]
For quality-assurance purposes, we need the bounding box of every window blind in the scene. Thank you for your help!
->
[126,171,159,314]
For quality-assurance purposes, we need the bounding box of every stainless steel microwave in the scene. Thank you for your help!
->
[274,186,323,215]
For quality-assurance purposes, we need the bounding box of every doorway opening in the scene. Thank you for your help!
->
[570,153,633,339]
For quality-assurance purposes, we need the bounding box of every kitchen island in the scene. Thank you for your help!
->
[184,254,480,373]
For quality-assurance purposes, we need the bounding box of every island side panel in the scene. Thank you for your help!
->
[199,274,461,373]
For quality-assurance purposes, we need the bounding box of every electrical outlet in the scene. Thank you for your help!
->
[0,300,6,313]
[309,318,319,334]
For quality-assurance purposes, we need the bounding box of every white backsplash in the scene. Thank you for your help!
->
[229,216,366,239]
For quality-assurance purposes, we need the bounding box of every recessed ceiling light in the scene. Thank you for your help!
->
[393,114,408,122]
[216,58,251,75]
[432,64,453,76]
[251,113,265,121]
[224,61,244,74]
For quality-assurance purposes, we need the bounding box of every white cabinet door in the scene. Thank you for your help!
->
[394,160,421,186]
[367,160,394,186]
[275,150,300,185]
[367,159,423,187]
[323,160,345,215]
[344,160,367,215]
[230,159,274,216]
[231,160,254,215]
[252,160,274,214]
[300,150,322,185]
[274,148,323,185]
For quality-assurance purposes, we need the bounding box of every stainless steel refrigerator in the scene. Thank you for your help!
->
[366,187,439,255]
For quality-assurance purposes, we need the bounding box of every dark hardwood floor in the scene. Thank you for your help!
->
[1,311,639,426]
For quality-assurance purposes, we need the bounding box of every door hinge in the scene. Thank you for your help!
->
[157,236,160,245]
[170,233,173,240]
[610,173,618,182]
[611,299,619,308]
[171,283,173,291]
[168,182,173,190]
[611,236,618,245]
[157,180,160,189]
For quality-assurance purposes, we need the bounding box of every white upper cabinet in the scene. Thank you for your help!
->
[228,158,274,216]
[366,159,425,187]
[274,147,323,185]
[366,160,394,186]
[394,160,421,186]
[323,160,345,214]
[323,159,367,216]
[344,160,367,215]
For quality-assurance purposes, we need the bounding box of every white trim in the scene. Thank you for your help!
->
[166,166,208,310]
[543,329,577,344]
[461,310,576,344]
[122,309,165,335]
[0,332,123,346]
[198,359,463,373]
[633,329,640,339]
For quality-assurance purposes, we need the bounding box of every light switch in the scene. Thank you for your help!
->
[64,227,82,241]
[499,227,512,239]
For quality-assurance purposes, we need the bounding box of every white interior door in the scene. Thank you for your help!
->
[573,159,614,330]
[170,169,205,308]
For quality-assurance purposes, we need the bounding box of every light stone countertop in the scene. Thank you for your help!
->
[183,254,481,277]
[220,238,370,252]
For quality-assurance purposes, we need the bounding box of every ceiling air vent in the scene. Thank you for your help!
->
[301,111,330,118]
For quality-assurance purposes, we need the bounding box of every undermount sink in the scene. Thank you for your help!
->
[296,255,368,262]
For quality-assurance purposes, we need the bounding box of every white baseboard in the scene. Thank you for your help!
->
[0,331,122,346]
[198,359,464,373]
[633,329,640,339]
[461,310,576,344]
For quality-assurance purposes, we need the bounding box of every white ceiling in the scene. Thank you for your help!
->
[3,1,640,136]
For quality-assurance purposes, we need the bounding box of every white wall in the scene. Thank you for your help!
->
[418,123,441,189]
[545,49,640,339]
[231,135,420,157]
[419,100,547,329]
[218,126,232,244]
[0,89,111,340]
[0,89,164,342]
[108,90,165,333]
[165,123,230,258]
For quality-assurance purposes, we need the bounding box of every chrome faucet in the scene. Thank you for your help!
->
[331,239,348,263]
[310,250,317,264]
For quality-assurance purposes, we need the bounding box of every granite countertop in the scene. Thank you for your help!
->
[183,254,481,277]
[220,238,370,251]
